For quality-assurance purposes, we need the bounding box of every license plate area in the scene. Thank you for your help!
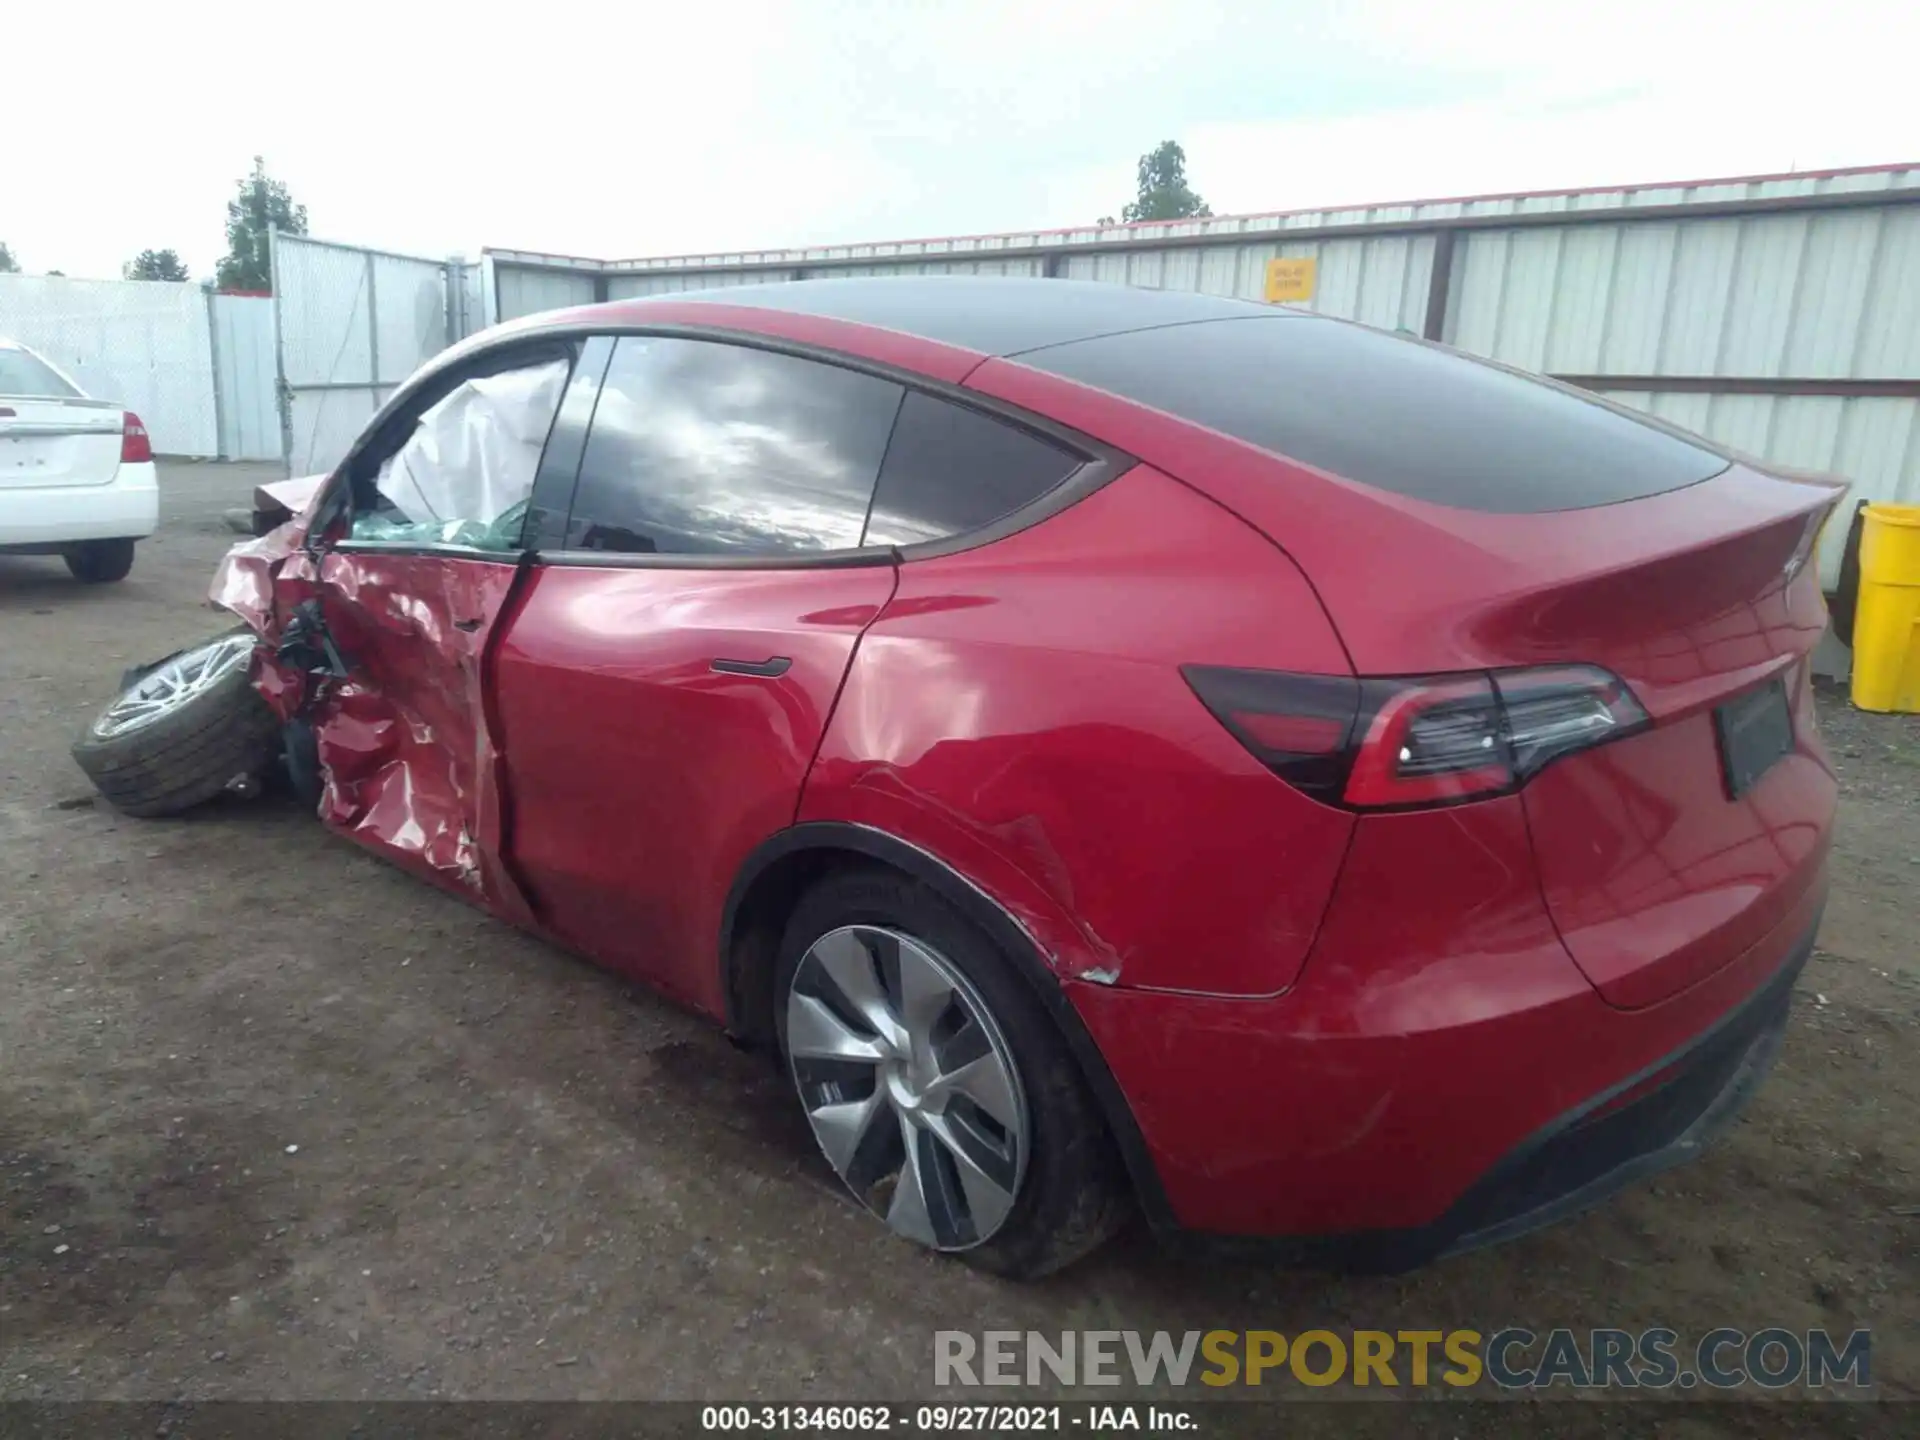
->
[1714,677,1793,799]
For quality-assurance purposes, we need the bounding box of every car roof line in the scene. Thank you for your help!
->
[999,311,1308,361]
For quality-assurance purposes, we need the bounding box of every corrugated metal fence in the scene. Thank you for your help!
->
[1445,194,1920,591]
[482,162,1920,589]
[271,233,486,475]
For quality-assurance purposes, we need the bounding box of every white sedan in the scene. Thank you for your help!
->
[0,338,158,582]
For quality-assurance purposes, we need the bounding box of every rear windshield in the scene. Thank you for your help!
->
[1015,315,1729,512]
[0,348,81,399]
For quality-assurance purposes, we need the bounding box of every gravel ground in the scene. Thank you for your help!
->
[2,461,1916,1432]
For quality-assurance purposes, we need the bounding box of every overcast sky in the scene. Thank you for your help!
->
[6,0,1914,281]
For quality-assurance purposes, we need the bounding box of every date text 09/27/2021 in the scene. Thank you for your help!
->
[701,1406,1193,1432]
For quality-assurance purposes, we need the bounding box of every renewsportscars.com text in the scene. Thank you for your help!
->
[934,1328,1871,1391]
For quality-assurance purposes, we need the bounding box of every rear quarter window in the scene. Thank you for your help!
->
[0,348,82,398]
[1015,315,1729,513]
[862,390,1084,548]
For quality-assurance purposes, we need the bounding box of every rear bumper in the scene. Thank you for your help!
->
[1066,798,1828,1263]
[1365,918,1806,1269]
[1110,911,1811,1273]
[0,461,158,547]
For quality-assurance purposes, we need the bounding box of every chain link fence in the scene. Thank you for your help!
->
[273,234,483,476]
[0,275,220,456]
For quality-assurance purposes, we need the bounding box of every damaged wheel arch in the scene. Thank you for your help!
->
[718,820,1176,1231]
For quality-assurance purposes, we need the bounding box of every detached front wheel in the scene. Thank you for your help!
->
[71,630,282,818]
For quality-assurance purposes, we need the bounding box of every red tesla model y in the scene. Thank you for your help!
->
[78,278,1839,1278]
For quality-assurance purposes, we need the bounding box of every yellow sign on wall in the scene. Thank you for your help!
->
[1264,257,1317,303]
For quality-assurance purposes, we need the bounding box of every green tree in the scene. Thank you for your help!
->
[0,242,18,273]
[214,156,308,292]
[1111,140,1213,224]
[124,249,190,282]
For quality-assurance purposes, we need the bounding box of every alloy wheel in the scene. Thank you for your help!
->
[91,634,256,739]
[786,924,1029,1250]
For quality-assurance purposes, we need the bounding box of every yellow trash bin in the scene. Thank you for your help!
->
[1850,502,1920,713]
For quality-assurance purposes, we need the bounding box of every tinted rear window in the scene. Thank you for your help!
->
[0,348,81,398]
[1017,315,1729,512]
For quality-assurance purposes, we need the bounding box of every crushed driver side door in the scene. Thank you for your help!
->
[230,337,606,925]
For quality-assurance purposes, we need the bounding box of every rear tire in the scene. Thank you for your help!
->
[64,539,136,584]
[775,867,1131,1279]
[71,630,281,818]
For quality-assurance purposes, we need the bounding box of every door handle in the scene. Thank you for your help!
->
[453,617,484,633]
[710,656,792,678]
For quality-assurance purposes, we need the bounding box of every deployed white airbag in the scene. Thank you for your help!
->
[371,358,570,533]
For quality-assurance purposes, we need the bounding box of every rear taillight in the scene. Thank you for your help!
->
[120,412,152,464]
[1343,675,1512,808]
[1782,502,1835,587]
[1184,663,1649,811]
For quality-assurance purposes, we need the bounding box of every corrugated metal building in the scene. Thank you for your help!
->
[483,162,1920,592]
